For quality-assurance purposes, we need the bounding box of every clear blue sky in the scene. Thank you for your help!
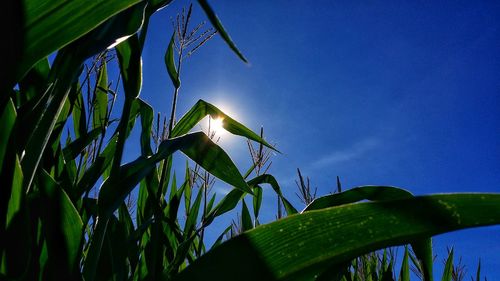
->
[133,1,499,278]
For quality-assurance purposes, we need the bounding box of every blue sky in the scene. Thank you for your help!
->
[133,1,500,278]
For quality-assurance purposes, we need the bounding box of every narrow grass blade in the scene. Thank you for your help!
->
[175,194,500,281]
[92,59,108,130]
[72,86,86,139]
[0,99,16,172]
[137,99,154,156]
[241,199,253,232]
[185,187,204,236]
[210,225,232,250]
[252,185,263,219]
[197,0,248,63]
[441,248,453,281]
[399,247,410,281]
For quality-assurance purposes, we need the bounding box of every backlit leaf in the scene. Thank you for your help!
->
[197,0,248,63]
[175,194,500,281]
[165,33,180,89]
[171,100,276,152]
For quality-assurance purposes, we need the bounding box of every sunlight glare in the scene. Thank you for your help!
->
[209,117,225,136]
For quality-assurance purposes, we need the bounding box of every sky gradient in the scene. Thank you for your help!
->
[134,1,499,278]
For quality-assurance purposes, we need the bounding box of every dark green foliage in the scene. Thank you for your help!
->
[1,1,497,281]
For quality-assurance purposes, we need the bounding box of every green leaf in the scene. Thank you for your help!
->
[72,86,87,139]
[39,170,83,279]
[17,0,143,80]
[178,133,252,195]
[252,185,263,219]
[247,174,297,215]
[303,186,413,212]
[206,174,297,226]
[197,0,248,63]
[441,248,453,281]
[77,98,143,196]
[116,34,142,100]
[165,32,180,89]
[399,247,410,281]
[18,57,51,106]
[209,225,232,250]
[0,99,16,172]
[171,100,276,152]
[184,187,204,236]
[95,215,129,281]
[175,194,500,281]
[92,59,109,130]
[21,50,83,193]
[98,132,251,216]
[410,238,434,281]
[206,189,245,223]
[1,155,29,279]
[62,127,102,160]
[137,99,154,156]
[241,199,253,232]
[206,192,217,214]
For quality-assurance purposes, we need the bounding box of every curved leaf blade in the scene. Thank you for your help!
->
[197,0,248,63]
[175,194,500,281]
[303,186,413,212]
[18,0,142,80]
[171,100,277,152]
[248,174,297,215]
[165,33,180,89]
[98,132,251,215]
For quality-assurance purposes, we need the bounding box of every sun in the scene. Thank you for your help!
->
[208,116,225,136]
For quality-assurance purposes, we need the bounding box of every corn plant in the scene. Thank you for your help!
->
[2,1,500,281]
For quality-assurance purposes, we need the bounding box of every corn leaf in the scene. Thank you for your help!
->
[17,0,142,80]
[171,99,276,151]
[165,33,180,89]
[0,99,16,172]
[116,34,142,100]
[241,199,253,232]
[98,132,251,215]
[247,174,297,215]
[197,0,248,63]
[441,248,453,281]
[184,187,204,236]
[175,194,500,281]
[39,170,83,279]
[399,247,410,281]
[303,186,413,212]
[252,185,263,219]
[62,127,102,160]
[92,59,109,130]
